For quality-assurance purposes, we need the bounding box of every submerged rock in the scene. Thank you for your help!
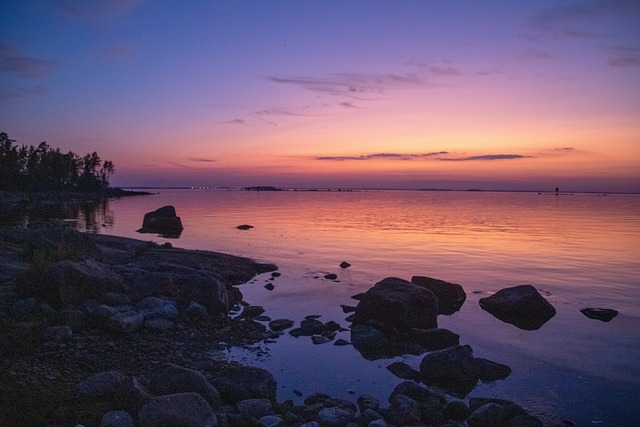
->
[419,345,511,398]
[479,285,556,330]
[580,308,618,322]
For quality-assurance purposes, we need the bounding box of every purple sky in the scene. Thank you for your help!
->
[2,1,639,191]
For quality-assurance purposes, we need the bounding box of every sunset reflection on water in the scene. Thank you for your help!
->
[83,189,640,424]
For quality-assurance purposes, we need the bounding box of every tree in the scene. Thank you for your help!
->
[0,132,115,193]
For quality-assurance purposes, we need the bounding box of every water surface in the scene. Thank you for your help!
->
[79,189,640,424]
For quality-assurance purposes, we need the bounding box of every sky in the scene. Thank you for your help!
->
[1,0,639,192]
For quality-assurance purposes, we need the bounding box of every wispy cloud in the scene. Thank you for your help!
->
[440,154,535,162]
[315,152,449,161]
[313,152,535,162]
[266,70,436,100]
[224,118,245,124]
[0,43,60,78]
[526,0,640,39]
[0,85,45,102]
[254,107,319,117]
[552,147,575,152]
[187,157,217,163]
[608,46,640,67]
[53,0,145,22]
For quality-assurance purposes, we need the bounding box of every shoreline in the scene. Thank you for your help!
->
[1,228,562,426]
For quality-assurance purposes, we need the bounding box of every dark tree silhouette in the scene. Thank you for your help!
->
[0,132,114,193]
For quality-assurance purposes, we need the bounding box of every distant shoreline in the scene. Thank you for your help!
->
[118,186,639,195]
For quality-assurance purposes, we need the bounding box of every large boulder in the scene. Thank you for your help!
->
[419,345,511,398]
[25,259,126,308]
[211,365,277,404]
[138,393,217,427]
[147,365,221,408]
[138,205,183,237]
[352,277,438,331]
[479,285,556,330]
[411,276,466,314]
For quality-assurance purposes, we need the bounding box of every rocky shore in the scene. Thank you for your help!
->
[0,227,556,426]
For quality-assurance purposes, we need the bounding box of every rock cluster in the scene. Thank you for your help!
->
[349,277,463,360]
[69,364,541,427]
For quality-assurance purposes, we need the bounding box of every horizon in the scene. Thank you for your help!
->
[2,1,639,193]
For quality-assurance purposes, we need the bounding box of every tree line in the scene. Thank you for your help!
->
[0,132,114,193]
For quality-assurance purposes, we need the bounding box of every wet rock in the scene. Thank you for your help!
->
[138,392,217,427]
[37,259,126,308]
[212,365,277,403]
[357,394,380,413]
[138,205,183,237]
[444,400,471,421]
[339,262,351,269]
[264,283,275,291]
[100,410,134,427]
[386,362,421,380]
[479,285,556,330]
[236,224,254,230]
[241,305,266,319]
[236,398,274,418]
[340,304,356,313]
[75,371,128,398]
[419,345,480,397]
[186,301,208,319]
[109,310,145,333]
[315,406,356,426]
[385,394,422,426]
[147,365,221,408]
[269,318,294,331]
[409,327,459,350]
[352,277,438,331]
[259,415,285,427]
[114,376,152,416]
[580,308,618,322]
[333,339,350,346]
[311,335,331,344]
[324,273,338,280]
[350,324,390,350]
[467,402,504,427]
[475,358,512,381]
[411,276,467,314]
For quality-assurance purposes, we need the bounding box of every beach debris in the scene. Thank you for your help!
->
[580,308,618,322]
[479,284,556,330]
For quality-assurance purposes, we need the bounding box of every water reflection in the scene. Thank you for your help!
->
[0,197,114,233]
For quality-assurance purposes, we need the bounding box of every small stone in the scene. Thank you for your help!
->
[100,410,134,427]
[311,335,331,345]
[324,273,338,280]
[580,308,618,322]
[271,272,281,277]
[264,283,275,291]
[334,339,350,346]
[340,304,356,313]
[339,262,351,269]
[237,224,254,230]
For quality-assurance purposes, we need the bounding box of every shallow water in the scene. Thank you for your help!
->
[70,189,640,424]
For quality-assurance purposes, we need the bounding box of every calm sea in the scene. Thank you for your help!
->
[74,189,640,424]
